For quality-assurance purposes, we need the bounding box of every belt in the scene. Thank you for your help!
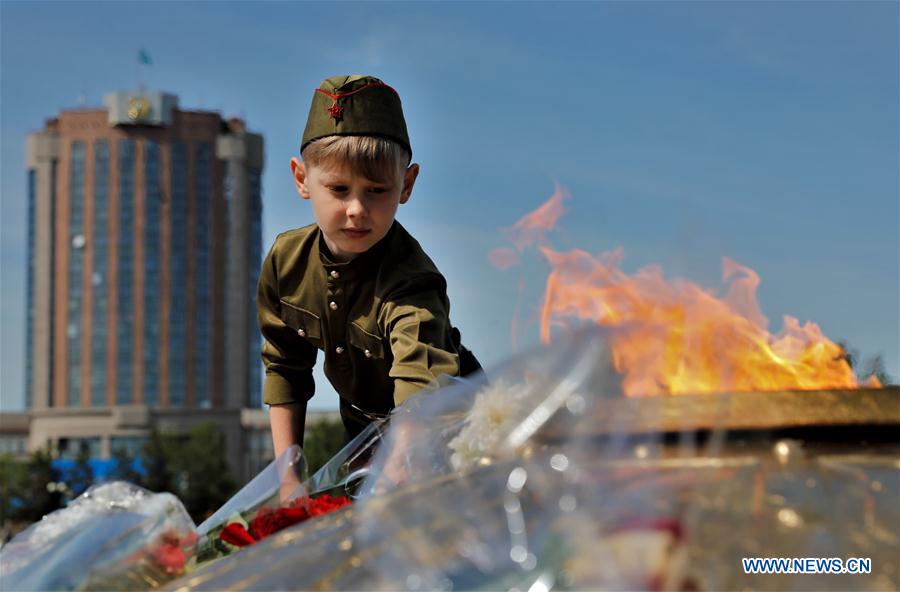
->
[347,401,392,423]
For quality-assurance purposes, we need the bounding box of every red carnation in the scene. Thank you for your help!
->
[147,529,196,575]
[148,539,186,575]
[182,531,199,547]
[306,494,352,517]
[217,494,353,550]
[249,506,309,539]
[220,523,257,547]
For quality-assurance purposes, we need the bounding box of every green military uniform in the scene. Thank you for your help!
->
[259,73,480,440]
[258,220,478,438]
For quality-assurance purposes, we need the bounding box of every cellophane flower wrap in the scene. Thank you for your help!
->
[0,481,197,591]
[194,443,353,565]
[303,419,386,497]
[194,444,306,562]
[357,328,622,497]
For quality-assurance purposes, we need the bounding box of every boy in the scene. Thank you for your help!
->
[258,75,481,460]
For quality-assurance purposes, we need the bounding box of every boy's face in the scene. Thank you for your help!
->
[291,157,419,261]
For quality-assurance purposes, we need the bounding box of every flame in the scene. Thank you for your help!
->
[501,181,569,251]
[500,188,875,396]
[487,247,519,271]
[488,183,570,350]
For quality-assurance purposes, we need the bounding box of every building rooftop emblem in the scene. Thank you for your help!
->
[104,91,176,127]
[127,96,151,121]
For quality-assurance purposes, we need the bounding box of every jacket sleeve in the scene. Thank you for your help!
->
[378,274,460,406]
[258,241,317,405]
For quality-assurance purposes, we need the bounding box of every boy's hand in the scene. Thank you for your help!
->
[269,402,308,502]
[279,470,304,503]
[374,422,414,494]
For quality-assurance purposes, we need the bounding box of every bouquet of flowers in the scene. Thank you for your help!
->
[0,481,197,591]
[216,493,351,549]
[194,445,352,564]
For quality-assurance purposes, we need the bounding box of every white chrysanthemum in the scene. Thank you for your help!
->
[448,380,532,471]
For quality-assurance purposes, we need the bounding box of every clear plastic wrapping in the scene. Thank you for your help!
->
[196,444,305,538]
[194,444,307,562]
[0,481,197,591]
[359,328,620,497]
[303,419,387,498]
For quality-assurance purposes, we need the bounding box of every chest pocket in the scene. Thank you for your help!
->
[348,322,385,361]
[280,300,323,346]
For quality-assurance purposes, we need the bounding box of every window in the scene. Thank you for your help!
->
[247,170,264,407]
[25,169,36,409]
[91,140,110,406]
[193,143,212,407]
[49,161,57,407]
[68,142,86,406]
[143,141,161,406]
[169,141,188,406]
[0,436,28,455]
[117,139,135,404]
[110,436,148,458]
[57,436,101,460]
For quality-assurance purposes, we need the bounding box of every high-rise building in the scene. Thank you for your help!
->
[20,90,270,480]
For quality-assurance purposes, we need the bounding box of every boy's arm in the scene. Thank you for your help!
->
[269,401,307,460]
[375,275,459,490]
[379,274,460,406]
[258,241,317,447]
[270,401,307,501]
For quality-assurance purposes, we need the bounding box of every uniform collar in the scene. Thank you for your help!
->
[317,222,396,282]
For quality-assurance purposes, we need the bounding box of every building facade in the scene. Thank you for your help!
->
[19,90,270,481]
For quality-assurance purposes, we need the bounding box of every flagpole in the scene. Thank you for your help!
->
[137,49,151,91]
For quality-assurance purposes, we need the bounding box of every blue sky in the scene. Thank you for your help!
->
[2,2,897,411]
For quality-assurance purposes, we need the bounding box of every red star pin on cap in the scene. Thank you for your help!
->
[327,103,344,120]
[302,75,411,156]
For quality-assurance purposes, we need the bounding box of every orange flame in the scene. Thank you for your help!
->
[499,188,874,396]
[487,182,570,350]
[501,181,569,251]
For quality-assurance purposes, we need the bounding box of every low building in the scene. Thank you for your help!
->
[0,407,341,484]
[0,413,30,459]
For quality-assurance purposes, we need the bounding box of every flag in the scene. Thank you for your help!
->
[139,49,152,66]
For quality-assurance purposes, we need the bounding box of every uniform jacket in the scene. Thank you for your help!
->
[258,221,474,433]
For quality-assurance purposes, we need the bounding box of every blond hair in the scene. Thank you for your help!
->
[301,135,410,182]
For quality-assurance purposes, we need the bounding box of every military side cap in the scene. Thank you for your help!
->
[301,75,411,157]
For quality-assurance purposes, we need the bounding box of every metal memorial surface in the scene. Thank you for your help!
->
[166,333,899,592]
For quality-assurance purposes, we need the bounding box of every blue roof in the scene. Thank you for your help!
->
[52,458,145,481]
